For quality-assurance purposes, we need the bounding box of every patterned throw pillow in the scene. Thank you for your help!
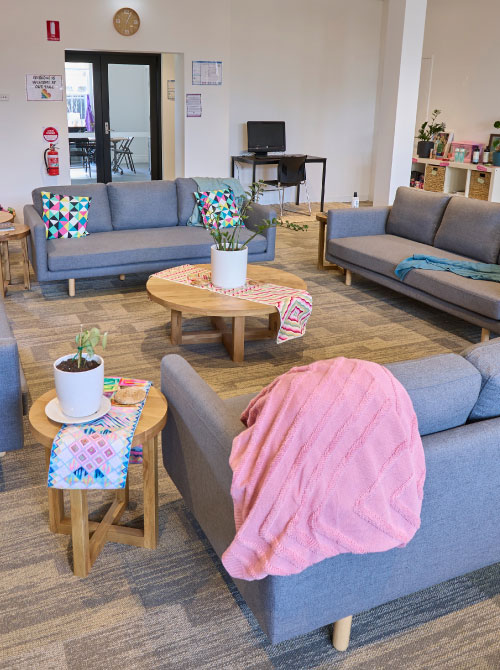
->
[41,191,91,239]
[194,189,242,229]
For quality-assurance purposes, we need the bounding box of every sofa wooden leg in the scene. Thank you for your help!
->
[481,328,490,343]
[332,615,352,651]
[0,452,5,457]
[68,278,75,297]
[345,269,352,286]
[119,274,125,280]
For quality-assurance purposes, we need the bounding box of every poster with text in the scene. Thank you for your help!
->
[26,74,63,101]
[167,80,175,101]
[186,94,202,118]
[192,61,222,85]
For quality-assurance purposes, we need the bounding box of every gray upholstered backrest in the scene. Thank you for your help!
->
[176,178,198,226]
[107,180,179,230]
[386,186,451,245]
[32,184,113,233]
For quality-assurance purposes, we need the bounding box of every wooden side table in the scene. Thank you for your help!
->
[29,386,168,578]
[0,215,31,296]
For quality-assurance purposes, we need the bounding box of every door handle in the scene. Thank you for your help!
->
[104,122,110,135]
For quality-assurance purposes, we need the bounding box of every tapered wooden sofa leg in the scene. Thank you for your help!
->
[332,615,353,651]
[119,274,125,280]
[345,269,352,286]
[68,278,75,297]
[481,328,490,343]
[0,452,5,457]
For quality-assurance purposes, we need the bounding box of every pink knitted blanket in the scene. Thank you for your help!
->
[222,357,426,581]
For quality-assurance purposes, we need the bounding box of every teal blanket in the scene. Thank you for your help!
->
[188,177,246,226]
[394,254,500,282]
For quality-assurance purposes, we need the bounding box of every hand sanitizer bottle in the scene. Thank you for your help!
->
[351,191,359,208]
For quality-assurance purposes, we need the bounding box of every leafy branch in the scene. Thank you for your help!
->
[74,325,108,369]
[417,109,446,142]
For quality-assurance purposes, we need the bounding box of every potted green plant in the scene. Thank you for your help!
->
[54,326,108,418]
[205,181,308,289]
[416,109,446,158]
[491,121,500,166]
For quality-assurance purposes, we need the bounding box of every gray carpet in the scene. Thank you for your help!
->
[1,210,500,669]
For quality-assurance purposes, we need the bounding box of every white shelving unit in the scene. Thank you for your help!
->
[412,157,500,202]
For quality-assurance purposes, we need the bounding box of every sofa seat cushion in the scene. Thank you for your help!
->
[386,186,450,245]
[32,184,112,233]
[328,234,500,320]
[47,226,267,271]
[107,181,179,230]
[434,196,500,264]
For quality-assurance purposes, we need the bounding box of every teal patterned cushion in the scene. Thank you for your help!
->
[194,189,241,229]
[41,191,91,239]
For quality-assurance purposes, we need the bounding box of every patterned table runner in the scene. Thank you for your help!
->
[47,378,151,490]
[153,265,312,343]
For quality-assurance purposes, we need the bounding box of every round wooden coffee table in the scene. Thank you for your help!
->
[0,215,31,296]
[29,386,167,578]
[146,264,307,362]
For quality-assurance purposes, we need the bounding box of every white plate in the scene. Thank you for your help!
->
[45,396,112,424]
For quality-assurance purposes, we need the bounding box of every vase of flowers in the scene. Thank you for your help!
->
[202,181,308,289]
[54,326,108,417]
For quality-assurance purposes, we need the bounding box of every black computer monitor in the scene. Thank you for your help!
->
[247,121,286,156]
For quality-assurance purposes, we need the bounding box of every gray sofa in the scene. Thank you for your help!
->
[161,342,500,647]
[326,187,500,341]
[0,298,28,454]
[23,179,276,296]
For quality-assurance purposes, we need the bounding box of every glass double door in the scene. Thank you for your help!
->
[65,51,161,184]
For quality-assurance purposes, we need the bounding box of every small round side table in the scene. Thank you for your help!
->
[0,213,31,296]
[29,386,168,578]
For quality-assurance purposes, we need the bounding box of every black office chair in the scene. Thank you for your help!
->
[264,154,311,218]
[69,138,92,178]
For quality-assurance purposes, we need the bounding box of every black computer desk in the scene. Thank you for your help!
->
[231,154,327,212]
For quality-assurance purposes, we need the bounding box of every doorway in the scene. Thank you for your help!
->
[65,51,162,184]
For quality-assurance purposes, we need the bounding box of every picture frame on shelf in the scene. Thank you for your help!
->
[434,131,454,157]
[488,133,500,152]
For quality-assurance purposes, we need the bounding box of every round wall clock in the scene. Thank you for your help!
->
[113,8,140,36]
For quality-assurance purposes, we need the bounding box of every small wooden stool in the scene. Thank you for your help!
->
[29,387,167,578]
[0,215,31,296]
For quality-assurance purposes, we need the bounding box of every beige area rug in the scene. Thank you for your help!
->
[1,213,498,670]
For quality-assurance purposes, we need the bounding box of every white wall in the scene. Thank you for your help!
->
[418,0,500,147]
[229,0,384,203]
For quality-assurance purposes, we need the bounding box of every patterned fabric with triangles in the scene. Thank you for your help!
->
[47,377,151,489]
[41,191,91,239]
[194,189,242,228]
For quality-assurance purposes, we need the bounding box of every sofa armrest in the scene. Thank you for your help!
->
[327,206,390,240]
[23,204,48,280]
[0,306,23,451]
[244,201,277,252]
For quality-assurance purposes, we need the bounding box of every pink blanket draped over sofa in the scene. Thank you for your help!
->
[222,357,426,581]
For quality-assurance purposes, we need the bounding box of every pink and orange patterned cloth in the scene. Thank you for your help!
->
[153,265,312,343]
[47,378,151,490]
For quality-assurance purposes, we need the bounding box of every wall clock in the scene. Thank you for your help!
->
[113,8,140,36]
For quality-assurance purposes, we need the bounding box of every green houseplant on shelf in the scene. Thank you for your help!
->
[416,109,446,158]
[491,121,500,166]
[203,180,308,289]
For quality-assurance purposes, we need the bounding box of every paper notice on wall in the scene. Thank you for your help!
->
[186,94,202,118]
[26,74,63,101]
[192,61,222,85]
[167,80,175,101]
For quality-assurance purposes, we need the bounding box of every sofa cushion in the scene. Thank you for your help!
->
[461,339,500,420]
[434,196,500,264]
[107,181,178,230]
[32,184,112,233]
[328,234,500,320]
[176,178,198,225]
[386,186,450,245]
[41,192,90,239]
[47,226,267,271]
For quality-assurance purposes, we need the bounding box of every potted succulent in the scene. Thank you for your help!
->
[204,181,308,289]
[416,109,446,158]
[54,326,108,417]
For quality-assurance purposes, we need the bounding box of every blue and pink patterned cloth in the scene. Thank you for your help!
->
[47,378,151,490]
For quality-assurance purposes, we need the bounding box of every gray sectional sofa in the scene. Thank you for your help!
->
[161,341,500,646]
[23,179,276,296]
[326,187,500,340]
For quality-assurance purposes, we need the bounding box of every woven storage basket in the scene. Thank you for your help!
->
[424,164,445,192]
[468,171,491,201]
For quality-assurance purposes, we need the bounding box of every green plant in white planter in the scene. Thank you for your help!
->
[492,121,500,166]
[203,181,308,289]
[416,109,446,158]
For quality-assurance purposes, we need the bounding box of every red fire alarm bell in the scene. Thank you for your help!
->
[46,21,60,41]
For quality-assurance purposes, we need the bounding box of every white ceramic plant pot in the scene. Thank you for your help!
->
[210,245,248,289]
[54,353,104,418]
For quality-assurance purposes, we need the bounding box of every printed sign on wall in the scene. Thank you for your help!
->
[42,126,59,143]
[26,74,63,101]
[186,94,202,118]
[167,80,175,101]
[192,61,222,86]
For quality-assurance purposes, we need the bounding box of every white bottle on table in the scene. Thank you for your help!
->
[351,191,359,208]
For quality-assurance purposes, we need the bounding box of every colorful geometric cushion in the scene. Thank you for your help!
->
[194,189,242,229]
[41,191,91,239]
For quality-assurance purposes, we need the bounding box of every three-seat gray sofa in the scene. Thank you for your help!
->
[23,179,276,296]
[326,187,500,341]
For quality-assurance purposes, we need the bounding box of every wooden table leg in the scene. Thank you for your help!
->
[1,241,11,282]
[45,448,64,532]
[70,490,90,578]
[0,243,5,297]
[269,311,280,338]
[115,472,129,507]
[142,436,158,549]
[22,237,30,290]
[224,316,245,362]
[170,309,183,345]
[317,220,326,270]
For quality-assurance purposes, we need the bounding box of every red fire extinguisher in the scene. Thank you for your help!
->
[44,144,59,176]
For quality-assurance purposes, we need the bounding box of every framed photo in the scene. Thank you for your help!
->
[434,130,454,157]
[489,133,500,152]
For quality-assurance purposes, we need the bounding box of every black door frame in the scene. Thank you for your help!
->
[65,50,162,183]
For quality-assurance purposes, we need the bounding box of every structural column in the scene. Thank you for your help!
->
[372,0,427,206]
